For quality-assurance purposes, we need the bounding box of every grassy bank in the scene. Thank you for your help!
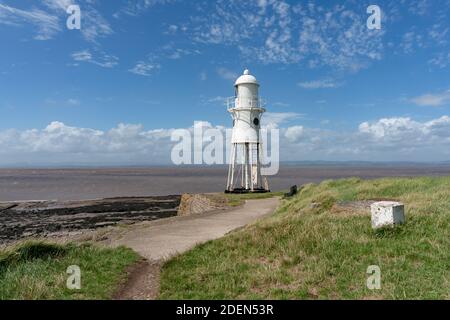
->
[224,191,285,207]
[0,242,140,299]
[159,177,450,299]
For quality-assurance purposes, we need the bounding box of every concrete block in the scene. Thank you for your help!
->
[370,201,405,229]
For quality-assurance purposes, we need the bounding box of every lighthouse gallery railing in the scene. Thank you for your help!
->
[226,96,266,110]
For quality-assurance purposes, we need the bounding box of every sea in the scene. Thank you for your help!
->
[1,164,450,201]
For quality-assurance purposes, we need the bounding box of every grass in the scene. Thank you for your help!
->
[0,241,140,300]
[159,177,450,299]
[224,191,285,207]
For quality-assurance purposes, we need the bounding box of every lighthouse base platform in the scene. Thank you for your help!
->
[224,188,270,194]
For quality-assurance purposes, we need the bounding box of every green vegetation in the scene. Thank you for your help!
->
[0,241,140,300]
[160,177,450,299]
[224,191,285,207]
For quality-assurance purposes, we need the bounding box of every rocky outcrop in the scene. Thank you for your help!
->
[177,194,228,216]
[0,196,181,244]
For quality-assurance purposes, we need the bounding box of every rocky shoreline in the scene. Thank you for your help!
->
[0,195,181,245]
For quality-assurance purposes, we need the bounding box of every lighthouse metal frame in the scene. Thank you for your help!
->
[225,69,270,194]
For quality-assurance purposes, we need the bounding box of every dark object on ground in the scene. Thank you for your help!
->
[284,185,299,198]
[224,188,270,194]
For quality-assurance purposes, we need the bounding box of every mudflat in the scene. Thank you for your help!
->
[0,195,181,245]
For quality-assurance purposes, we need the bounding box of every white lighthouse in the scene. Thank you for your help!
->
[225,69,270,193]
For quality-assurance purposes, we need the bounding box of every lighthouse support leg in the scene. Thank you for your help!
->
[255,143,259,189]
[259,143,266,191]
[249,143,254,191]
[229,144,237,191]
[244,143,249,190]
[257,143,262,190]
[241,144,244,188]
[226,144,234,191]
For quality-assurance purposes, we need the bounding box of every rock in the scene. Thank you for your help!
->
[309,202,320,209]
[284,185,298,198]
[370,201,405,229]
[177,194,228,216]
[0,203,17,211]
[0,196,181,245]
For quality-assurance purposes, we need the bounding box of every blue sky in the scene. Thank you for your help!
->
[0,0,450,165]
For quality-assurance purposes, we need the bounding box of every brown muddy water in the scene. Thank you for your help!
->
[1,165,449,201]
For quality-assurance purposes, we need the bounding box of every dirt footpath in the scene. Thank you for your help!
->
[112,197,280,300]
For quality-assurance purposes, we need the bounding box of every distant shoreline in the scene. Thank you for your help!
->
[1,161,450,169]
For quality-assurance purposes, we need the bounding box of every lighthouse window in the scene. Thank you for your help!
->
[253,118,259,126]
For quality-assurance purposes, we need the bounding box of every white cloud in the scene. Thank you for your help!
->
[166,47,200,60]
[67,98,80,106]
[206,96,228,105]
[0,121,175,165]
[298,79,340,89]
[3,115,450,165]
[428,24,449,46]
[280,115,450,161]
[408,0,430,16]
[118,0,177,17]
[129,61,160,76]
[272,102,290,107]
[400,30,424,54]
[411,90,450,107]
[45,97,80,106]
[216,67,238,81]
[0,3,60,40]
[42,0,113,42]
[71,50,92,62]
[71,50,119,68]
[263,112,303,129]
[359,117,424,140]
[165,24,178,35]
[129,45,199,76]
[284,125,304,143]
[42,0,73,11]
[191,1,385,71]
[358,116,450,150]
[0,1,113,42]
[79,7,113,42]
[428,52,450,68]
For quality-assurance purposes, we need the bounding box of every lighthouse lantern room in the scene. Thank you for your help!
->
[225,69,270,193]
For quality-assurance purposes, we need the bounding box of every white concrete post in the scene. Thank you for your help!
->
[370,201,406,229]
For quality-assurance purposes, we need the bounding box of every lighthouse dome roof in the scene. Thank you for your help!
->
[235,69,259,86]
